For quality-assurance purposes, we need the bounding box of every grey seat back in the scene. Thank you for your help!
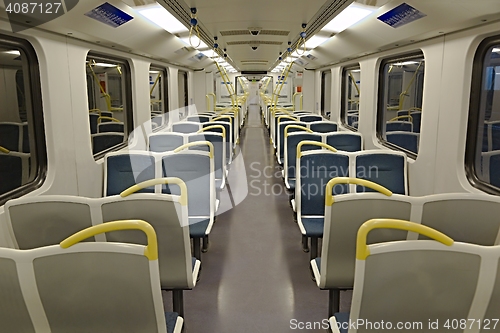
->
[325,133,362,152]
[92,132,124,155]
[354,151,407,194]
[149,133,185,152]
[309,121,337,133]
[419,194,500,245]
[5,196,95,249]
[188,133,225,181]
[321,195,412,288]
[0,254,35,332]
[101,195,193,289]
[171,122,201,133]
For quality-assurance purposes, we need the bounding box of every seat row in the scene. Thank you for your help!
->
[308,177,500,319]
[0,219,184,333]
[329,218,500,333]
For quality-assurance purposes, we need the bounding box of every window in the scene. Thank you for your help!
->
[178,70,188,109]
[466,37,500,194]
[149,66,169,130]
[341,65,361,130]
[321,70,331,118]
[377,52,425,156]
[86,53,132,158]
[0,36,46,204]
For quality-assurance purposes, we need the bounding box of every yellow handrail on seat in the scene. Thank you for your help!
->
[174,141,214,159]
[97,116,122,124]
[356,219,454,260]
[325,177,392,206]
[284,125,313,137]
[60,220,159,260]
[120,177,188,206]
[278,115,298,123]
[389,115,413,122]
[198,125,226,141]
[0,146,10,153]
[297,141,337,158]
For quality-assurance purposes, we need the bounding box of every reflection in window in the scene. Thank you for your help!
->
[321,70,331,118]
[149,66,168,130]
[86,54,131,156]
[378,53,425,155]
[341,66,360,130]
[469,43,500,190]
[0,41,45,200]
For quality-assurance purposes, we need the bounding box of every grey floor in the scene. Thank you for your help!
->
[164,105,350,332]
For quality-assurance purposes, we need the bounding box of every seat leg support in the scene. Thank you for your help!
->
[310,237,318,260]
[302,236,309,253]
[193,238,202,260]
[328,289,340,318]
[173,290,184,318]
[202,235,209,253]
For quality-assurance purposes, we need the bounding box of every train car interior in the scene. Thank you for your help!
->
[0,0,500,332]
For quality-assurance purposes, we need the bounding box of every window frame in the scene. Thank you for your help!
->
[340,64,361,132]
[376,51,425,159]
[86,52,133,160]
[0,35,47,205]
[320,70,331,118]
[149,65,169,131]
[465,35,500,195]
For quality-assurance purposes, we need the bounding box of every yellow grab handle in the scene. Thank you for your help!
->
[174,141,214,159]
[388,115,413,122]
[198,125,226,140]
[297,141,337,158]
[278,115,298,122]
[325,177,392,206]
[120,177,187,206]
[60,220,159,261]
[98,116,121,124]
[284,125,313,137]
[212,115,233,125]
[357,219,454,260]
[0,146,10,153]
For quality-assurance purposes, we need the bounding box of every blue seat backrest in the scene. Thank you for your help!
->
[149,134,184,152]
[100,111,113,118]
[397,111,421,133]
[0,155,22,194]
[22,123,29,153]
[300,153,349,215]
[326,133,362,152]
[279,121,306,160]
[489,153,500,188]
[491,124,500,151]
[105,154,155,196]
[0,123,20,151]
[162,154,211,216]
[92,133,124,155]
[347,114,358,126]
[151,115,163,128]
[206,121,231,163]
[187,116,210,123]
[89,114,99,134]
[98,122,124,133]
[355,153,406,194]
[286,133,322,179]
[387,132,418,153]
[299,115,323,123]
[172,123,200,133]
[309,121,337,133]
[483,123,490,152]
[386,121,412,132]
[188,133,223,179]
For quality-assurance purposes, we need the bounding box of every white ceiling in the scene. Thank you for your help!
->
[0,0,498,72]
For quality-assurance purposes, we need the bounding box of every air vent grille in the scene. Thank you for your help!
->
[227,40,282,46]
[260,30,289,36]
[220,29,290,36]
[241,60,268,64]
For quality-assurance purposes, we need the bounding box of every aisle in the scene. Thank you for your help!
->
[181,105,328,332]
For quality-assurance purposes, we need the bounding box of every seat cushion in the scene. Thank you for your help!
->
[334,312,350,333]
[189,218,210,238]
[165,312,180,333]
[301,217,324,237]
